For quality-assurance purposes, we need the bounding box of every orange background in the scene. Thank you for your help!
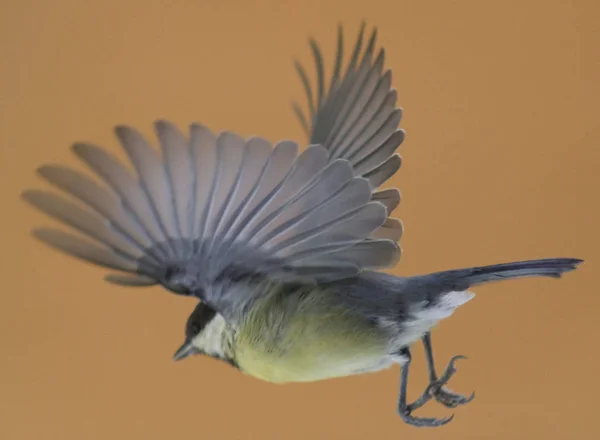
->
[2,1,599,439]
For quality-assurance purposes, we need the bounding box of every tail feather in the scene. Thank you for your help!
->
[426,258,583,291]
[462,258,583,286]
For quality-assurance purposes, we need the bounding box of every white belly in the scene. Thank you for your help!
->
[385,290,476,354]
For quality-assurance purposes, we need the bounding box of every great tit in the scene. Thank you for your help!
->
[22,23,582,427]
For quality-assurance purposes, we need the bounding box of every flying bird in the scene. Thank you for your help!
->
[22,23,582,427]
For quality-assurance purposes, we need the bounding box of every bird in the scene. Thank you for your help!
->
[21,23,583,427]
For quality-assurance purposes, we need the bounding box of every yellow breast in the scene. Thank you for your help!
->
[232,290,391,384]
[235,343,393,383]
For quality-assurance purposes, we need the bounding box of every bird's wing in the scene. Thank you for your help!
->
[292,23,404,241]
[23,121,400,299]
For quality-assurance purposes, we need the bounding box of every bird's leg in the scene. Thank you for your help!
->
[396,348,454,427]
[421,332,475,408]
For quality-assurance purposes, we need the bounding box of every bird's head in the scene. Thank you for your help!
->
[172,301,232,364]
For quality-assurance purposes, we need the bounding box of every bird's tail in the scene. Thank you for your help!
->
[434,258,583,289]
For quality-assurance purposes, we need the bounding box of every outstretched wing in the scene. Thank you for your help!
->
[292,23,404,240]
[22,121,400,296]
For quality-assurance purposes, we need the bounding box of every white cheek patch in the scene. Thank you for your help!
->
[191,314,228,358]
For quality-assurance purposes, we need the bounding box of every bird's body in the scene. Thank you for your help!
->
[192,259,575,384]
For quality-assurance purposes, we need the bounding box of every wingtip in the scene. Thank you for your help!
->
[189,121,210,132]
[20,188,38,203]
[35,164,54,177]
[369,25,378,41]
[153,119,171,130]
[114,124,137,140]
[153,118,180,131]
[70,141,89,155]
[20,190,38,212]
[30,227,52,241]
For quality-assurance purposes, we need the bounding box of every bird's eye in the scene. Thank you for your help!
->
[189,322,201,335]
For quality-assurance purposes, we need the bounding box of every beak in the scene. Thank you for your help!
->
[172,341,200,362]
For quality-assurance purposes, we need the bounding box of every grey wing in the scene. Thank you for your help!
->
[292,23,404,241]
[22,121,400,309]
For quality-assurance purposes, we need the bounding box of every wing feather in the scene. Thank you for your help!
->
[155,120,195,254]
[32,228,139,272]
[115,126,180,258]
[292,22,405,224]
[364,154,402,188]
[189,123,218,251]
[22,190,145,262]
[72,142,170,259]
[24,121,400,305]
[371,188,401,213]
[104,273,158,286]
[36,165,154,253]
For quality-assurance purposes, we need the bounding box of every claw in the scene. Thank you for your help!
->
[399,409,455,428]
[445,355,466,374]
[459,391,475,404]
[433,388,475,408]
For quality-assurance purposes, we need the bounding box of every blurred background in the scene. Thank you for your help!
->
[1,0,598,439]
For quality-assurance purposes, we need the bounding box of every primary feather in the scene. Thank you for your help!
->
[293,23,404,244]
[293,23,404,194]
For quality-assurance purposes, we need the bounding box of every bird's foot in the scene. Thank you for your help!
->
[408,355,474,412]
[427,355,475,408]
